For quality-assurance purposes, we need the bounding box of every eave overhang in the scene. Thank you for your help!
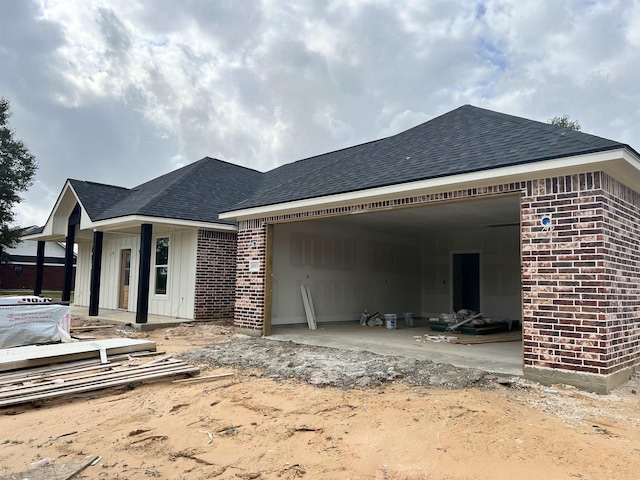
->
[219,148,640,221]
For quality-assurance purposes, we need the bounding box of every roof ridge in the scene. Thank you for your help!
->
[467,105,624,150]
[69,179,130,191]
[131,158,210,215]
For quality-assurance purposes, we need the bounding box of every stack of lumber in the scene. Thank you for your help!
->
[0,341,199,408]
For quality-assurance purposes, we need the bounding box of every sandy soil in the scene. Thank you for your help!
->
[1,320,638,480]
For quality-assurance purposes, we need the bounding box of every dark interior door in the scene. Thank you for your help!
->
[453,253,480,312]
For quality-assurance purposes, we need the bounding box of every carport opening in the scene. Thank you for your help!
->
[266,193,523,373]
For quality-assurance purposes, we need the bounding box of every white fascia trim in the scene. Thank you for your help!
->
[90,215,238,232]
[623,148,640,170]
[220,148,633,220]
[23,182,89,241]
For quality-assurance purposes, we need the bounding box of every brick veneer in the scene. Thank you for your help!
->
[234,220,267,332]
[234,171,640,391]
[194,230,237,320]
[521,172,640,391]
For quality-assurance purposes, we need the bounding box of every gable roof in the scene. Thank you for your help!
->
[70,157,263,225]
[228,105,631,211]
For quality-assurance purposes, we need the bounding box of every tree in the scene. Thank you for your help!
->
[548,114,581,131]
[0,98,38,250]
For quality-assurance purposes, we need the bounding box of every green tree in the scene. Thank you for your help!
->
[0,98,38,250]
[549,114,581,131]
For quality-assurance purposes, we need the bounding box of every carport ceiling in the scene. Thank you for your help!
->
[318,194,521,235]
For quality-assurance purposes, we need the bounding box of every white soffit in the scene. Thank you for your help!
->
[220,148,639,221]
[90,215,237,233]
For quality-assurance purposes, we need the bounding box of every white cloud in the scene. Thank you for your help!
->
[0,0,637,228]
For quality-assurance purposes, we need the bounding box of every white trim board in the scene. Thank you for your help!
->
[220,149,639,221]
[0,338,157,372]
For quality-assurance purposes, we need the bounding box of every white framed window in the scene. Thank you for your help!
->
[154,236,169,295]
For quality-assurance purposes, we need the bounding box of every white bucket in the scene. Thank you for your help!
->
[404,313,415,328]
[384,313,397,330]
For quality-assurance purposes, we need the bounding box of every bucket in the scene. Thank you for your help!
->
[384,313,397,330]
[403,313,415,328]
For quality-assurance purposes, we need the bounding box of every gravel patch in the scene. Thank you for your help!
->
[180,336,506,389]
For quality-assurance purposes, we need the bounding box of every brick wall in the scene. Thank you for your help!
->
[194,230,237,320]
[521,172,640,382]
[234,220,267,331]
[0,264,75,291]
[600,175,640,373]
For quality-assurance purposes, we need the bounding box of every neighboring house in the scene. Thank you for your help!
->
[27,105,640,393]
[0,226,75,290]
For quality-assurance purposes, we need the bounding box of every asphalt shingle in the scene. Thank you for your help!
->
[228,105,630,211]
[69,158,262,224]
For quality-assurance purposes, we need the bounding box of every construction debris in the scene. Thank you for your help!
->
[0,455,99,480]
[0,343,198,408]
[428,310,514,335]
[0,338,157,372]
[359,310,382,326]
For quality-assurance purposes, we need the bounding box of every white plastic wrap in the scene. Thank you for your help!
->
[0,301,72,348]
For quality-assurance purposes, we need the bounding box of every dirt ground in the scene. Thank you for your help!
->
[1,319,639,480]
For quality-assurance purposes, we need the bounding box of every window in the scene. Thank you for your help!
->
[155,237,169,295]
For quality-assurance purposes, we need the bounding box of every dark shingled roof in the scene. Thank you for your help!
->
[69,157,262,225]
[228,105,629,211]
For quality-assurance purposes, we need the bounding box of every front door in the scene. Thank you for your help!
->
[452,252,480,312]
[119,249,131,309]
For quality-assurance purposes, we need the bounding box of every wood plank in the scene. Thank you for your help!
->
[0,364,199,407]
[173,373,234,384]
[0,351,160,383]
[0,359,188,399]
[0,455,99,480]
[0,339,156,372]
[0,362,124,388]
[300,285,316,330]
[70,325,115,331]
[306,286,317,328]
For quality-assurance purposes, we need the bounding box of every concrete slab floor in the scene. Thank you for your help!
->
[270,322,524,376]
[71,306,186,331]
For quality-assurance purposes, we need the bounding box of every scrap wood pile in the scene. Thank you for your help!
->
[428,310,515,335]
[0,351,199,408]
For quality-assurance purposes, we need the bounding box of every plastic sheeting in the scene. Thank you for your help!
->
[0,299,71,348]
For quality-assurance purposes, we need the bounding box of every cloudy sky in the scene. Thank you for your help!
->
[1,0,639,227]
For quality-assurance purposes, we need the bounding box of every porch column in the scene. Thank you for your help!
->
[34,241,45,295]
[89,231,103,316]
[62,204,80,303]
[136,223,152,324]
[234,220,267,335]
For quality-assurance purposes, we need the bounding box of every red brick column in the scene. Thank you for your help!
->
[234,220,267,333]
[599,174,640,375]
[521,172,640,392]
[194,230,237,320]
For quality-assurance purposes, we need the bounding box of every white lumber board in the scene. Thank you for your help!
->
[306,286,317,329]
[173,372,235,384]
[0,338,157,372]
[0,360,188,399]
[0,362,124,388]
[300,285,316,330]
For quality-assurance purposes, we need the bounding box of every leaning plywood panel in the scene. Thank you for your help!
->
[0,338,156,372]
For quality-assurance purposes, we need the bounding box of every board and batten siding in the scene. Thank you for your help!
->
[74,243,92,307]
[73,230,197,319]
[149,229,197,319]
